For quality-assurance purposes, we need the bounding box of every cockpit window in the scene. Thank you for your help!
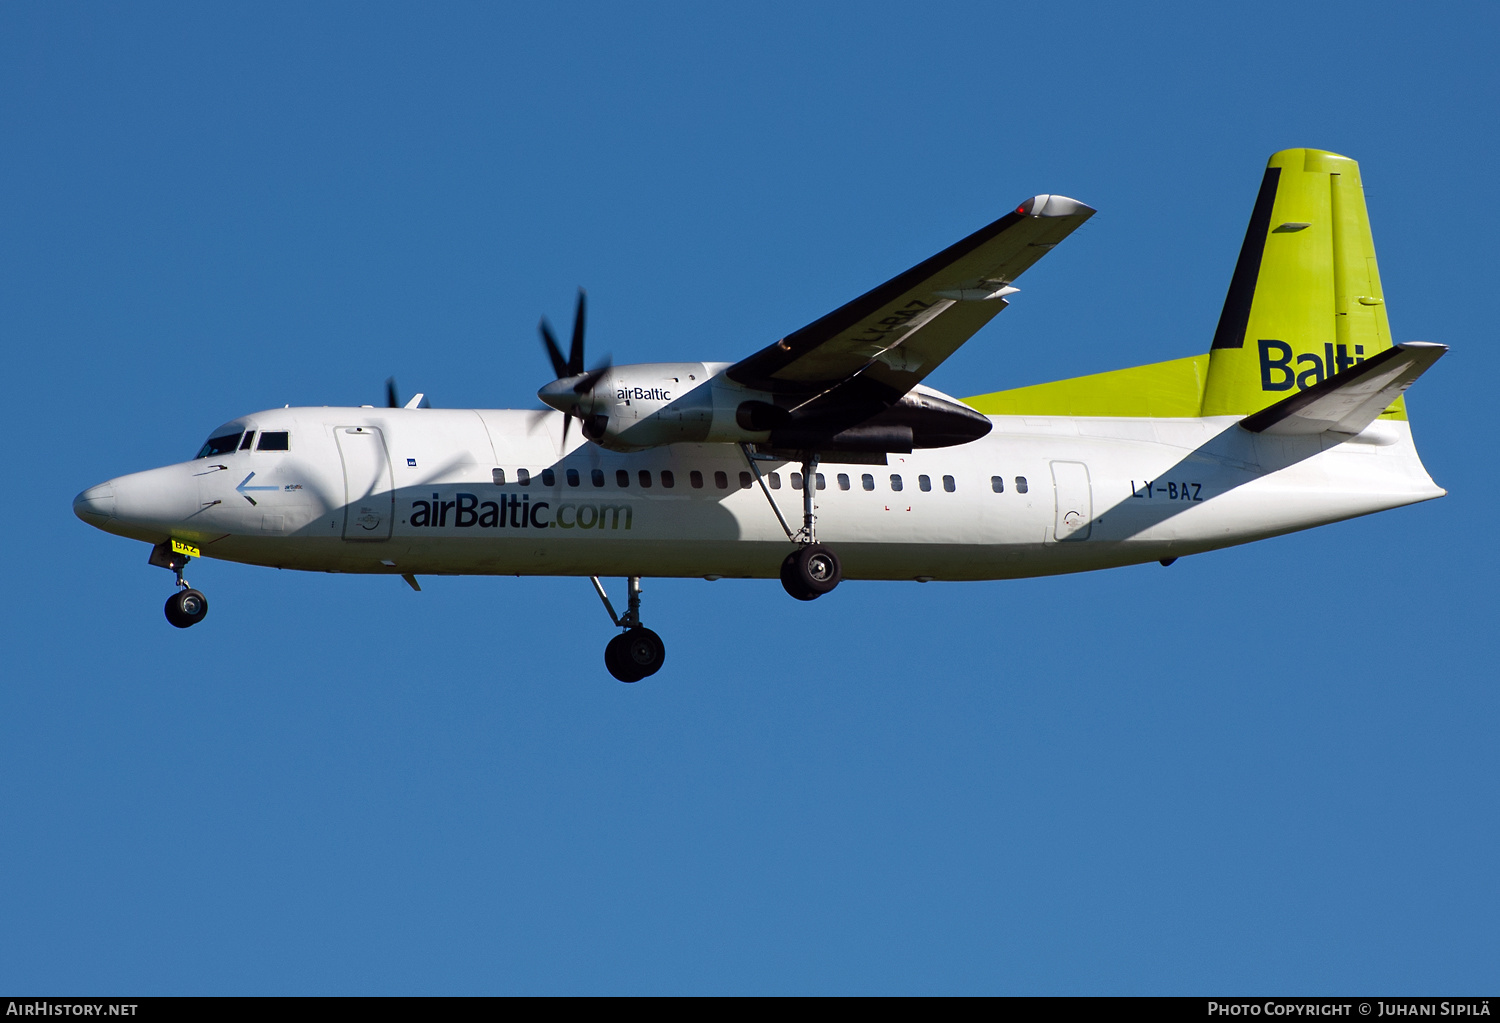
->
[257,431,290,451]
[196,432,243,459]
[239,432,256,450]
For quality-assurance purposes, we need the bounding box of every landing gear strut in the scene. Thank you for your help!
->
[150,540,209,629]
[592,576,665,683]
[742,446,843,602]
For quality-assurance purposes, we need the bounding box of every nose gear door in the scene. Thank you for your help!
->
[336,426,394,541]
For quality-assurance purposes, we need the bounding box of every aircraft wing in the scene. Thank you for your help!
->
[726,194,1095,403]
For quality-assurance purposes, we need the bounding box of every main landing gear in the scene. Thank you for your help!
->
[150,540,209,629]
[592,576,665,683]
[780,543,841,602]
[742,446,843,602]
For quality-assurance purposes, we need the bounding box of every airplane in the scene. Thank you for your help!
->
[73,148,1446,682]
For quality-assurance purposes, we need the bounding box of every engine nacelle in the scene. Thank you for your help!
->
[559,362,767,452]
[544,362,991,453]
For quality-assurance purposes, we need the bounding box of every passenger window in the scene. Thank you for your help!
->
[517,468,531,486]
[239,432,256,451]
[768,472,781,490]
[991,475,1004,493]
[541,468,556,487]
[862,473,875,491]
[943,475,956,493]
[661,470,675,488]
[837,473,850,491]
[1015,476,1029,494]
[739,471,753,490]
[715,470,729,490]
[919,475,932,492]
[690,470,704,489]
[617,469,630,488]
[257,431,289,451]
[791,473,803,490]
[816,473,826,490]
[638,470,652,488]
[890,474,903,492]
[591,469,605,487]
[566,469,580,487]
[492,468,506,486]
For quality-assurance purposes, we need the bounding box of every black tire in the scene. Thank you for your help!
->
[614,627,665,681]
[780,544,841,601]
[779,552,815,600]
[604,633,638,683]
[164,588,209,629]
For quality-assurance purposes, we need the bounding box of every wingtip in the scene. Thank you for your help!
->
[1018,194,1095,218]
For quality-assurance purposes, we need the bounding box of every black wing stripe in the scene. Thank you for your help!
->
[726,208,1029,388]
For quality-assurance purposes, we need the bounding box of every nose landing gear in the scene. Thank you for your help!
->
[150,540,209,629]
[592,576,665,682]
[165,587,209,629]
[604,626,666,683]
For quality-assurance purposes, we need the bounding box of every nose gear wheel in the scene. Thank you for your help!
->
[150,540,210,628]
[592,576,667,682]
[165,588,209,628]
[604,627,666,683]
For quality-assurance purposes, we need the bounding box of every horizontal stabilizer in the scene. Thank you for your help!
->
[1239,342,1446,436]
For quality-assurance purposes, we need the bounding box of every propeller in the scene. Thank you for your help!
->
[540,289,587,380]
[538,288,610,446]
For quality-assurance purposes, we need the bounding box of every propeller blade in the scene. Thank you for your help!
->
[385,377,400,408]
[537,289,598,451]
[539,318,569,379]
[571,357,612,395]
[568,288,587,377]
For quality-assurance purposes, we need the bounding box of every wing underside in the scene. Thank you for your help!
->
[727,194,1095,415]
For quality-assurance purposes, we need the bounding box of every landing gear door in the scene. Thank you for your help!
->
[1050,460,1093,542]
[336,426,394,541]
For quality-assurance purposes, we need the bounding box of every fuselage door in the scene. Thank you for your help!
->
[1050,460,1093,542]
[336,426,394,541]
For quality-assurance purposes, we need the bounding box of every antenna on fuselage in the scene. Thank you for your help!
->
[385,377,430,409]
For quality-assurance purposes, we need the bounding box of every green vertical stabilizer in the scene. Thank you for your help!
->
[1200,148,1402,419]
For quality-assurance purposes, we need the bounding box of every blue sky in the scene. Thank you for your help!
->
[3,1,1496,994]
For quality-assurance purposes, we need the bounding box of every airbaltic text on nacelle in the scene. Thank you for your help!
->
[618,386,671,401]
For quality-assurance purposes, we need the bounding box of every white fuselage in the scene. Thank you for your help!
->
[75,403,1444,582]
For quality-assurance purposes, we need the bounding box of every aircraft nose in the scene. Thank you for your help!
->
[73,482,116,526]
